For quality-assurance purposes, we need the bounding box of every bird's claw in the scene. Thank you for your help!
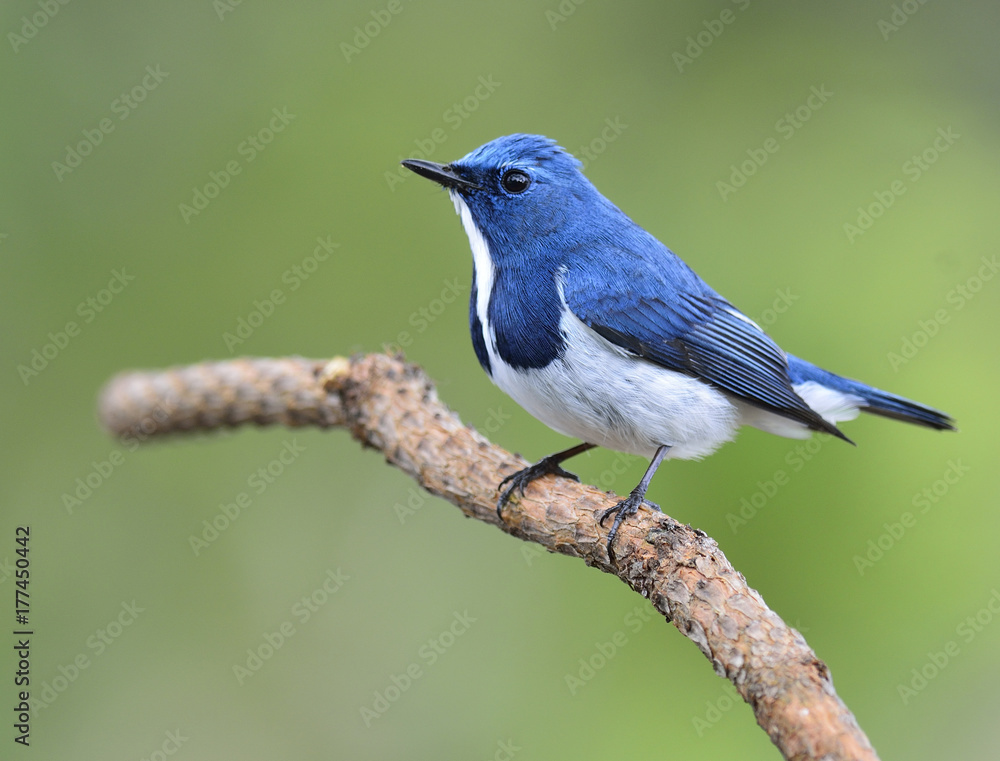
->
[598,495,661,564]
[496,458,580,519]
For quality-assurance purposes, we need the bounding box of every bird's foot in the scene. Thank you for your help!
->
[496,456,581,519]
[598,492,662,564]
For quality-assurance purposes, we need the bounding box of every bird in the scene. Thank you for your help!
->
[401,134,955,563]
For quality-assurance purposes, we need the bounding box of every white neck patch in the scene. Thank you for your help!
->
[451,191,495,354]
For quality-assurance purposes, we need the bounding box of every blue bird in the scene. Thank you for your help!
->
[401,134,955,563]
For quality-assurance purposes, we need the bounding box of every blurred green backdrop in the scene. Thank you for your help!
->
[2,1,999,759]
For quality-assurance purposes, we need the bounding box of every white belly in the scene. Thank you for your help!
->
[488,309,743,460]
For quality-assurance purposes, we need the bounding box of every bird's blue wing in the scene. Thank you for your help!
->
[562,247,848,439]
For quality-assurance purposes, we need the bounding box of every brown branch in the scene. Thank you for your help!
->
[98,353,879,761]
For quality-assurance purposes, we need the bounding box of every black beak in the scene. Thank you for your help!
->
[401,159,480,191]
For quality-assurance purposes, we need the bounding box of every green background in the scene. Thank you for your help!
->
[3,1,999,759]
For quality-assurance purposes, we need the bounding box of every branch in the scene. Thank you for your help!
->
[98,353,879,761]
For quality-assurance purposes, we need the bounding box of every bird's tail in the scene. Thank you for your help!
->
[786,355,956,431]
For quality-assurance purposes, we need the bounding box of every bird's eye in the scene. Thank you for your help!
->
[500,169,531,194]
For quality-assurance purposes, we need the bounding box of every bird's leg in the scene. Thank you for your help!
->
[598,444,672,564]
[497,442,596,519]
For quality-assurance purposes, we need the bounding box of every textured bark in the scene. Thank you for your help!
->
[99,353,879,761]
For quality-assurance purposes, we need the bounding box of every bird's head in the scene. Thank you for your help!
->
[402,134,608,254]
